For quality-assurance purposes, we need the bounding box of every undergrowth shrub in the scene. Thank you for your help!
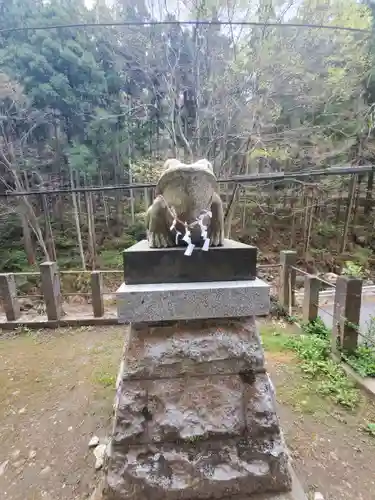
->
[345,346,375,378]
[342,315,375,378]
[284,318,359,409]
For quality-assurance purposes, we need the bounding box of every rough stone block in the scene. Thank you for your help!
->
[122,318,265,380]
[104,437,292,500]
[123,239,257,284]
[117,278,270,323]
[244,374,280,436]
[105,314,294,500]
[112,381,148,445]
[92,467,307,500]
[113,376,244,446]
[112,371,282,448]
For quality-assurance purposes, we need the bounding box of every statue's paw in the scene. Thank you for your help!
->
[210,229,224,247]
[147,231,156,248]
[158,233,171,248]
[148,231,171,248]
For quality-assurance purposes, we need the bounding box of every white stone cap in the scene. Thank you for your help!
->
[117,278,270,323]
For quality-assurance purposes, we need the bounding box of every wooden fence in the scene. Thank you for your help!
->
[278,250,365,355]
[0,263,123,328]
[0,253,368,342]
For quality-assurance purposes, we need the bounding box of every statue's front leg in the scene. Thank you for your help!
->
[146,195,175,248]
[208,192,224,247]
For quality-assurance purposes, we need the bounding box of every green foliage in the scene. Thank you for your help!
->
[0,249,31,272]
[366,315,375,341]
[301,317,330,339]
[125,222,147,242]
[99,250,123,269]
[286,334,330,370]
[344,315,375,377]
[66,143,98,177]
[261,318,359,409]
[286,332,359,409]
[316,222,337,239]
[362,422,375,437]
[93,371,116,388]
[0,0,375,272]
[345,346,375,377]
[259,324,293,352]
[353,248,373,268]
[342,261,365,278]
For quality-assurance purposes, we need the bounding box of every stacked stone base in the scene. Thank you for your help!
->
[103,317,293,500]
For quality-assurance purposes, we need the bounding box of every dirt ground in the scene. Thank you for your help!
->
[0,326,124,500]
[1,324,375,500]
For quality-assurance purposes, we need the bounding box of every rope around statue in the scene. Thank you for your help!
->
[161,195,212,256]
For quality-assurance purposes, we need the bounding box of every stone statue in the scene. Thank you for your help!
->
[146,158,224,249]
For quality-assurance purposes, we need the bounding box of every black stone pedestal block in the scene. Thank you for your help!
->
[123,239,257,284]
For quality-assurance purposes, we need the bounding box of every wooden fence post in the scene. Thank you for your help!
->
[40,261,62,321]
[91,271,104,318]
[332,276,362,354]
[279,250,297,311]
[302,274,319,323]
[0,273,20,321]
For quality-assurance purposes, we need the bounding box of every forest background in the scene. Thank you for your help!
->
[1,0,375,289]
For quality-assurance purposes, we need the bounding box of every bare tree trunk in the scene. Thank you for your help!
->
[54,122,65,230]
[86,190,97,269]
[304,191,314,258]
[129,166,135,224]
[115,131,124,229]
[100,170,110,230]
[365,170,374,216]
[352,175,362,227]
[335,187,343,225]
[33,171,56,261]
[224,184,239,239]
[0,127,50,261]
[83,174,96,269]
[127,102,135,225]
[20,214,35,264]
[340,175,357,254]
[40,193,56,261]
[144,187,150,212]
[20,171,35,265]
[299,189,306,229]
[290,197,296,247]
[69,165,86,270]
[73,169,82,214]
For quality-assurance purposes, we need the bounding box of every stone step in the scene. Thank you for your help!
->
[105,437,291,500]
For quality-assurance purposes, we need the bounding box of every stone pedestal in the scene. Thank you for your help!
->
[104,318,293,500]
[103,242,305,500]
[123,239,257,284]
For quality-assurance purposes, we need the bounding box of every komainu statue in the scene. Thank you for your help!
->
[146,159,224,251]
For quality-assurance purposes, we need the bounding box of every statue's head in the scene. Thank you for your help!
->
[163,159,181,170]
[163,158,213,173]
[194,159,213,173]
